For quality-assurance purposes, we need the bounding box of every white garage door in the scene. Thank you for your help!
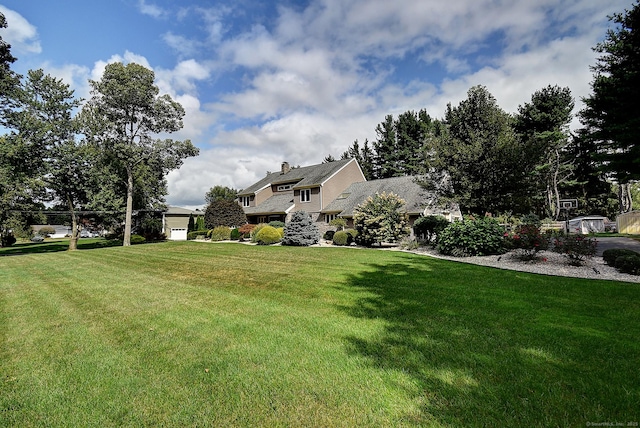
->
[170,228,188,240]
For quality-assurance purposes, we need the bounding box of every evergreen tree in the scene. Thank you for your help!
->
[373,114,398,178]
[428,86,525,215]
[187,213,195,232]
[281,211,319,246]
[515,85,575,219]
[580,1,640,211]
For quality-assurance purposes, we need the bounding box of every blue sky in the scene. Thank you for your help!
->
[0,0,631,208]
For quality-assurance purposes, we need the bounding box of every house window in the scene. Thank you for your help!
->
[258,216,267,223]
[277,184,293,191]
[240,196,250,207]
[325,214,338,223]
[300,189,310,202]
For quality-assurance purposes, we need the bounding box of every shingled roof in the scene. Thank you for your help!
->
[243,193,294,215]
[323,175,435,217]
[238,158,355,195]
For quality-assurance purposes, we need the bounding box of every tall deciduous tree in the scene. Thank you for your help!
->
[81,62,199,246]
[515,85,574,219]
[205,185,238,204]
[580,1,640,212]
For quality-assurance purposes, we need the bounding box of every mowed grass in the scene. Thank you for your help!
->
[1,241,639,427]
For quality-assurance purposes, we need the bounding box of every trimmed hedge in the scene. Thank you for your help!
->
[130,234,146,245]
[230,228,241,240]
[614,255,640,275]
[332,231,352,246]
[187,230,208,240]
[254,225,281,245]
[602,248,640,266]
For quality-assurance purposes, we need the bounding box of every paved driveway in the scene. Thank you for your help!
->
[594,236,640,256]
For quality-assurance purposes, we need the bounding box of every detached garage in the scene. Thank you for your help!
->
[162,206,201,240]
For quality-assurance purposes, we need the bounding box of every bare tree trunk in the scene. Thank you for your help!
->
[123,165,133,246]
[67,194,79,251]
[619,183,633,213]
[547,148,561,220]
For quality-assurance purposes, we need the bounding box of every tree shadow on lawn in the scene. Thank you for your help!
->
[339,254,640,426]
[0,239,123,256]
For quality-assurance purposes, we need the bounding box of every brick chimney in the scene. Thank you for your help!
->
[281,162,291,174]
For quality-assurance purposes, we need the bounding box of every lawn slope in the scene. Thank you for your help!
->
[1,242,638,426]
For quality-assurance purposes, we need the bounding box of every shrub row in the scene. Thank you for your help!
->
[602,248,640,275]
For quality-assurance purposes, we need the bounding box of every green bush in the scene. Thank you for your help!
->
[230,228,241,240]
[210,226,231,241]
[332,231,352,246]
[413,215,449,243]
[268,220,285,228]
[130,234,146,245]
[437,217,506,257]
[507,223,550,261]
[552,235,597,266]
[1,233,17,247]
[254,225,281,245]
[37,226,56,237]
[602,248,640,266]
[353,192,411,247]
[345,229,358,239]
[614,255,640,275]
[329,218,347,231]
[187,230,208,240]
[250,223,268,243]
[323,230,335,240]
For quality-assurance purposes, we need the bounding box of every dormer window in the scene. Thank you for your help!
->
[240,196,250,207]
[277,184,293,191]
[300,189,310,202]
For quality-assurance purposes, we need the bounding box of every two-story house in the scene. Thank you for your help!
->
[237,159,366,224]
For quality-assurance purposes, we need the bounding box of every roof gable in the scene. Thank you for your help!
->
[239,159,355,195]
[323,175,435,216]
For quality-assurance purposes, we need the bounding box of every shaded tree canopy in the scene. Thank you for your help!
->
[580,0,640,184]
[204,199,247,229]
[205,185,238,204]
[81,62,199,246]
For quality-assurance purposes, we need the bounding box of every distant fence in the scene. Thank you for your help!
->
[541,221,565,233]
[617,211,640,234]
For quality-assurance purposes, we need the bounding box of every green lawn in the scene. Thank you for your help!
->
[1,241,638,427]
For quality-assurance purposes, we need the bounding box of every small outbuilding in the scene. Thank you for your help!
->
[567,216,606,234]
[617,210,640,234]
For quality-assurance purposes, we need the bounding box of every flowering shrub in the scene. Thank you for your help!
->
[506,223,550,261]
[552,235,597,266]
[353,192,410,247]
[437,217,506,257]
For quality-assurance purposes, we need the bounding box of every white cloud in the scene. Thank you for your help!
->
[0,6,41,55]
[161,0,629,207]
[137,0,167,19]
